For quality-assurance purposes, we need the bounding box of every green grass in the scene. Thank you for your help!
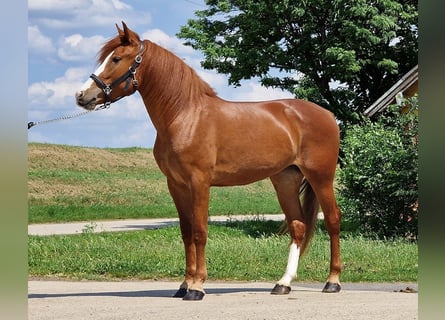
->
[28,221,418,282]
[28,143,281,223]
[28,143,418,283]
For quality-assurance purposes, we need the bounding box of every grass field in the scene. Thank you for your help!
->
[28,143,418,283]
[28,220,418,282]
[28,143,281,223]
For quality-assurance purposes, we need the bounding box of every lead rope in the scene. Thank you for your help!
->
[27,104,110,130]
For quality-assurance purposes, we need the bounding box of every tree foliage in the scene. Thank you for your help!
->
[178,0,418,123]
[337,97,418,239]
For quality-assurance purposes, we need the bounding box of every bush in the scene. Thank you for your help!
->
[337,97,418,239]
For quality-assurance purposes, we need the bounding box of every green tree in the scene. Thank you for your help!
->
[178,0,418,123]
[337,97,418,239]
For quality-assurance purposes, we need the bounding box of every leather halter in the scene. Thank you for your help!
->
[90,41,145,107]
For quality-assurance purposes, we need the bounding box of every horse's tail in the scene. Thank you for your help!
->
[277,178,319,257]
[298,178,319,256]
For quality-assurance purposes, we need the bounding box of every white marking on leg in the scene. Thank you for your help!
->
[79,51,114,91]
[277,243,300,287]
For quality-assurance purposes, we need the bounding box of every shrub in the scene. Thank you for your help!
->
[337,96,418,239]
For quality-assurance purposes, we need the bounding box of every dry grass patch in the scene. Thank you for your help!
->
[28,143,281,223]
[28,143,158,172]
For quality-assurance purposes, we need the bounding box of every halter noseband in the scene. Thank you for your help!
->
[90,41,145,107]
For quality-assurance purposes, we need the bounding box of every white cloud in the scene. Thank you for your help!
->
[111,120,156,148]
[29,0,131,13]
[142,29,194,55]
[111,0,131,10]
[28,0,88,11]
[100,94,148,121]
[28,25,56,54]
[29,0,150,30]
[27,129,55,145]
[57,34,106,62]
[196,69,228,91]
[28,67,90,108]
[230,82,295,102]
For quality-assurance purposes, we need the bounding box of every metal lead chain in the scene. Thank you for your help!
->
[28,104,110,130]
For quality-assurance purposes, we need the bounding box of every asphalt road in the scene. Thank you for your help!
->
[28,280,418,320]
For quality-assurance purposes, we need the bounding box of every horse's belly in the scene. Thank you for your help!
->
[211,170,277,186]
[211,154,295,186]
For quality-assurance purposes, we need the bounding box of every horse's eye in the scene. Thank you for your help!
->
[112,56,121,63]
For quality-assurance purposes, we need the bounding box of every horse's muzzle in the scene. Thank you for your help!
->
[75,90,98,110]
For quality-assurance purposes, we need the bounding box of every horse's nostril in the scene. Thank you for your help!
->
[75,91,84,99]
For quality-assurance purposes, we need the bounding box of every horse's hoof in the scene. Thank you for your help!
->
[271,284,291,295]
[172,288,188,298]
[183,289,205,301]
[322,282,341,293]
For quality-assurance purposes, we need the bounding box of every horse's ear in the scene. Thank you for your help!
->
[120,21,139,45]
[116,23,124,37]
[116,21,130,44]
[122,21,129,34]
[122,21,131,43]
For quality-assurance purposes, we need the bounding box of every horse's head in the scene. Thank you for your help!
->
[76,22,145,110]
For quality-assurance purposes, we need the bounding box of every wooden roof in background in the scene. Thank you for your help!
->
[364,64,418,117]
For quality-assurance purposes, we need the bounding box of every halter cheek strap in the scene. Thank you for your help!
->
[90,41,145,107]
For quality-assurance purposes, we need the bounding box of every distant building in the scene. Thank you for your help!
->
[364,65,418,117]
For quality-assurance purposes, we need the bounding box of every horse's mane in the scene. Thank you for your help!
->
[97,37,122,64]
[97,35,217,106]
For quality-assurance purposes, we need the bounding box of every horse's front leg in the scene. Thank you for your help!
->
[182,175,210,301]
[167,177,210,301]
[167,179,195,298]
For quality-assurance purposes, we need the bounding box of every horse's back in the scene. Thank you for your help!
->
[219,98,339,147]
[203,98,338,185]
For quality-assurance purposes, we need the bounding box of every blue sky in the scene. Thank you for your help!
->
[28,0,293,148]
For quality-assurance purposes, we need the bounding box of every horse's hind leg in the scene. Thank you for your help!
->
[318,184,342,292]
[269,166,306,294]
[303,170,342,293]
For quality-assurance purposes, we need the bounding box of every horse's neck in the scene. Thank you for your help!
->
[137,45,216,135]
[140,94,184,133]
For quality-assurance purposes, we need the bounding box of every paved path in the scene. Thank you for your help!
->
[28,280,418,320]
[28,214,287,236]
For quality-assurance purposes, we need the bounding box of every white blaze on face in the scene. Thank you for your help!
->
[79,51,114,91]
[277,243,300,287]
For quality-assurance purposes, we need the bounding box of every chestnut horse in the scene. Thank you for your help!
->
[76,22,342,301]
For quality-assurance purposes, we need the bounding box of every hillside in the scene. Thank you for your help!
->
[28,143,280,223]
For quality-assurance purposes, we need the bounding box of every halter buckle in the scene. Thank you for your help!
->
[104,85,112,96]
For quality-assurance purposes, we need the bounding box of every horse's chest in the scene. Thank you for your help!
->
[153,145,193,184]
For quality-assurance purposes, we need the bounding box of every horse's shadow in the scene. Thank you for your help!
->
[28,287,273,299]
[29,283,417,299]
